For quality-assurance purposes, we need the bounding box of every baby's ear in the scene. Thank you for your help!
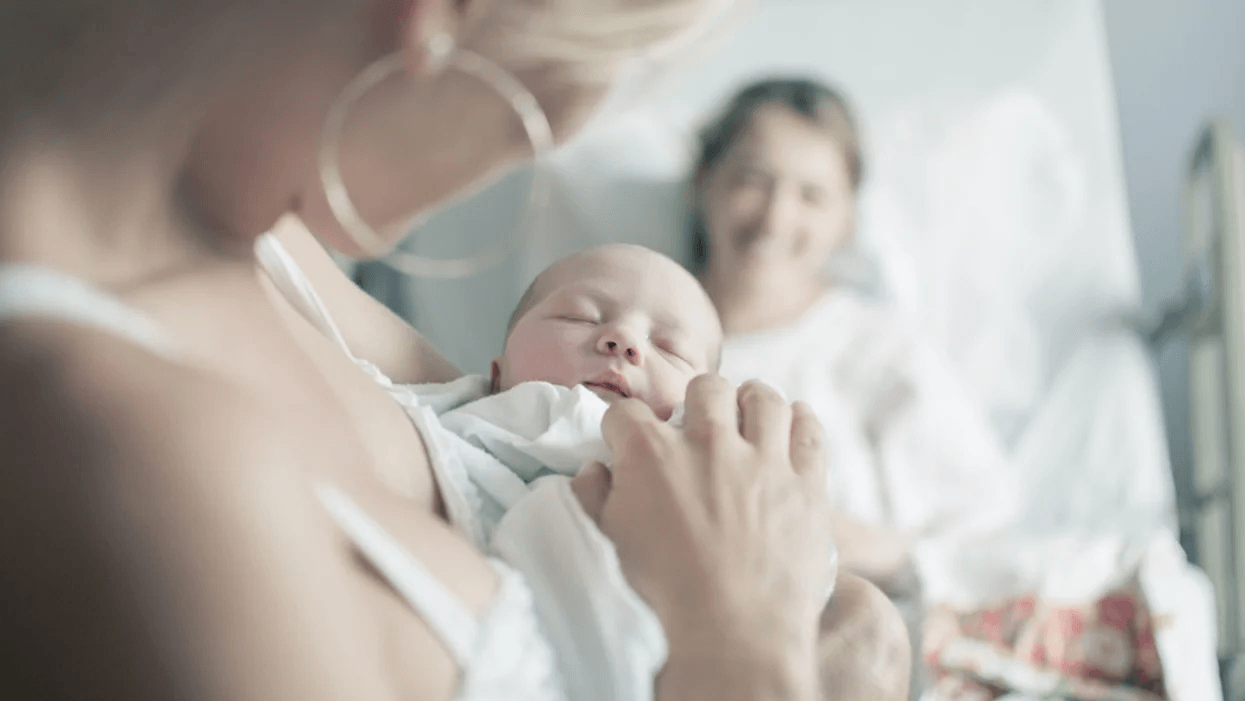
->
[489,359,502,394]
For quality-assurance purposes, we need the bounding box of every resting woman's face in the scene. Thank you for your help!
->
[698,104,855,283]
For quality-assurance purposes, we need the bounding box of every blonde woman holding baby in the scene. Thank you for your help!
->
[0,2,908,701]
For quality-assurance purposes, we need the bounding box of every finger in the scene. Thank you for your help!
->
[681,373,739,443]
[601,398,670,469]
[737,381,792,455]
[570,462,613,523]
[790,401,828,488]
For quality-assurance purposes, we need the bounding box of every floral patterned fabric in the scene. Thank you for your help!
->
[922,588,1167,700]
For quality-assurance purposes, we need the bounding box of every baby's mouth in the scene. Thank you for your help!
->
[584,380,629,399]
[584,372,632,400]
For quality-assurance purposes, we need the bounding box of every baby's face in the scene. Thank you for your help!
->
[497,245,723,420]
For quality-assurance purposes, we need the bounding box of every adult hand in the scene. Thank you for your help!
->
[572,376,834,700]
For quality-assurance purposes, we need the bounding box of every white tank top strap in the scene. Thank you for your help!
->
[0,263,176,357]
[254,233,489,545]
[254,234,400,389]
[314,482,482,666]
[254,234,354,358]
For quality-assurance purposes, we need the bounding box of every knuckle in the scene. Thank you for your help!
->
[739,382,787,413]
[791,399,816,419]
[792,403,827,443]
[623,420,673,463]
[604,400,670,459]
[688,372,733,397]
[683,419,725,448]
[739,379,781,400]
[603,397,650,427]
[793,423,824,451]
[737,393,786,430]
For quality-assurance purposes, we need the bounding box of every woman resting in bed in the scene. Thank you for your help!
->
[0,2,910,700]
[689,76,1170,701]
[692,76,1019,601]
[689,79,1017,696]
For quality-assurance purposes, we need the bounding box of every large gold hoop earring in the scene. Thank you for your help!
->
[319,43,555,278]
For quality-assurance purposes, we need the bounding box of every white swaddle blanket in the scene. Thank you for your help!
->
[410,377,664,701]
[409,377,837,701]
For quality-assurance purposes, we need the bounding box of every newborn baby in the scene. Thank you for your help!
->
[406,245,838,701]
[495,242,720,421]
[407,244,724,519]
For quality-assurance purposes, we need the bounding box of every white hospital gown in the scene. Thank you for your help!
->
[719,290,1019,553]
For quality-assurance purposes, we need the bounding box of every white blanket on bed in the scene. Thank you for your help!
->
[910,331,1220,701]
[720,296,1218,699]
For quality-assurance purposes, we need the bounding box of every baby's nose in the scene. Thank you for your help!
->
[599,331,643,363]
[605,339,637,358]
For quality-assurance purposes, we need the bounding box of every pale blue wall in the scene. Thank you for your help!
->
[1100,0,1245,537]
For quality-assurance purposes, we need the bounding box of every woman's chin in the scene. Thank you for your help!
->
[734,237,792,261]
[738,249,804,277]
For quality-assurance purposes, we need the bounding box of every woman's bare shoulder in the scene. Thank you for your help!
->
[1,320,304,488]
[0,323,418,701]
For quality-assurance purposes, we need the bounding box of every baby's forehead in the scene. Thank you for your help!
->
[550,245,659,276]
[551,245,686,286]
[540,247,722,335]
[550,248,702,305]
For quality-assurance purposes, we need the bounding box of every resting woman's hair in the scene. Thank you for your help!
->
[689,77,864,271]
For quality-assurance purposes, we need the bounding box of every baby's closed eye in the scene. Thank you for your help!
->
[554,298,601,324]
[654,338,695,367]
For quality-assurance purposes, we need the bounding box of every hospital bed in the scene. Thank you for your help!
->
[353,1,1224,697]
[1148,120,1245,699]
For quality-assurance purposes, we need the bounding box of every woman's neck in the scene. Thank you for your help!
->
[0,132,252,291]
[701,262,829,336]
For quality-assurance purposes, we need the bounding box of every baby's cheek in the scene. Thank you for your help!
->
[505,342,583,388]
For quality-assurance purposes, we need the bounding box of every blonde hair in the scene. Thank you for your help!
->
[469,0,746,85]
[0,0,738,134]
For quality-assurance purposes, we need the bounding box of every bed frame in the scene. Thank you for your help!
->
[1179,119,1245,698]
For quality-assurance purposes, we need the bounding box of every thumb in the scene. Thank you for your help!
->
[570,461,612,524]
